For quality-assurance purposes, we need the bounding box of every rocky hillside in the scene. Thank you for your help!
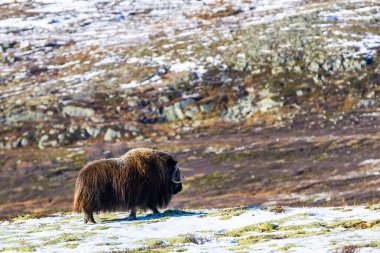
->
[1,206,380,252]
[0,0,379,149]
[0,0,380,217]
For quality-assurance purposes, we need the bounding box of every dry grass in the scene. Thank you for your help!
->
[333,245,358,253]
[193,5,243,20]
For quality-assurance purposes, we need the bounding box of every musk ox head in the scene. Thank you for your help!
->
[73,148,182,224]
[172,164,183,194]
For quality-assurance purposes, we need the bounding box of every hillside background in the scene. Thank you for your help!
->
[0,0,380,218]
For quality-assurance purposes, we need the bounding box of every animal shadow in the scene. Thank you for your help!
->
[101,209,204,223]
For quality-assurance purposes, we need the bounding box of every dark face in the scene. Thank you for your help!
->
[170,159,182,195]
[172,182,182,194]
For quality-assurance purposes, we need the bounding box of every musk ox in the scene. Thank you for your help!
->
[73,148,182,224]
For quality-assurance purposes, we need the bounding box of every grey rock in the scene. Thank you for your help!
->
[200,102,214,114]
[158,96,170,104]
[222,95,256,122]
[38,135,49,149]
[355,60,367,71]
[293,66,302,73]
[271,66,283,75]
[62,105,95,117]
[162,98,195,122]
[85,126,101,137]
[234,53,248,71]
[184,106,199,119]
[20,138,28,147]
[104,128,121,141]
[69,125,78,134]
[322,60,333,73]
[308,61,320,73]
[251,69,262,75]
[333,58,342,72]
[192,121,201,127]
[58,133,66,143]
[355,99,376,108]
[135,135,144,141]
[343,57,352,69]
[49,129,58,135]
[257,98,282,112]
[11,140,19,149]
[49,140,58,147]
[6,111,46,123]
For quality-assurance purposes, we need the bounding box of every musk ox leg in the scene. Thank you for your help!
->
[83,210,96,224]
[127,208,137,221]
[151,207,160,215]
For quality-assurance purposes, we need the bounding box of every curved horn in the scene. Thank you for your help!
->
[172,166,182,183]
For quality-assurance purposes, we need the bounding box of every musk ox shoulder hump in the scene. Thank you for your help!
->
[120,148,156,160]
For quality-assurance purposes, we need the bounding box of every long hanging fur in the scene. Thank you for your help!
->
[73,148,178,213]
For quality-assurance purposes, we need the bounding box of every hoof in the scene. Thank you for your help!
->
[83,219,96,225]
[127,216,137,221]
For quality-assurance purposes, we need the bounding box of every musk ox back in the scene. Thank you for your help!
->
[73,148,182,224]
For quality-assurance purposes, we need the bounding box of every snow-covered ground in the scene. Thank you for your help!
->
[1,206,380,252]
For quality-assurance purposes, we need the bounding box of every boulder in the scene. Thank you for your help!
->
[162,98,195,122]
[62,106,95,117]
[104,128,121,141]
[85,126,101,137]
[6,111,46,123]
[222,95,256,122]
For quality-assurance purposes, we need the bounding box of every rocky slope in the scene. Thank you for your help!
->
[0,0,379,149]
[0,0,380,217]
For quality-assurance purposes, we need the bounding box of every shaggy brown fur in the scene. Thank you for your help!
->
[73,148,182,224]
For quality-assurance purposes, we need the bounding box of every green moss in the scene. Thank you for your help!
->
[202,207,248,220]
[265,206,287,213]
[221,226,331,246]
[279,221,327,231]
[219,222,279,237]
[124,245,176,253]
[145,239,167,247]
[277,243,296,251]
[44,232,94,246]
[64,243,79,249]
[93,226,109,230]
[328,219,369,229]
[97,212,119,222]
[20,246,36,252]
[257,223,279,232]
[314,154,326,161]
[238,236,268,245]
[365,204,380,211]
[0,246,36,252]
[230,245,250,252]
[11,213,49,222]
[174,248,188,252]
[95,242,122,246]
[83,232,96,237]
[283,229,330,238]
[167,234,207,245]
[332,241,380,253]
[107,236,119,240]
